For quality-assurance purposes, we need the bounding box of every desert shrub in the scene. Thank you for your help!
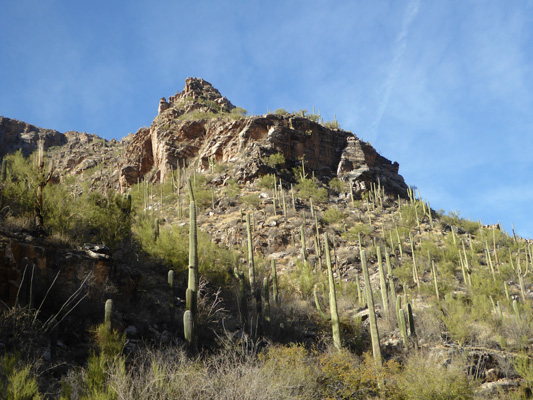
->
[257,173,276,189]
[61,324,125,400]
[400,203,422,229]
[43,187,132,249]
[441,292,474,346]
[186,174,213,209]
[392,352,474,400]
[290,260,323,298]
[295,178,328,203]
[0,150,41,220]
[258,344,320,396]
[513,352,533,395]
[418,239,444,263]
[265,152,286,168]
[134,219,236,285]
[230,107,248,117]
[0,354,43,400]
[324,120,340,129]
[318,350,398,399]
[342,223,373,243]
[274,108,290,116]
[328,177,345,193]
[241,194,261,209]
[439,212,481,236]
[321,206,344,225]
[222,178,240,200]
[0,307,47,360]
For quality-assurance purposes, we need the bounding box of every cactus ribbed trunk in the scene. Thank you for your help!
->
[377,247,389,314]
[185,178,198,354]
[271,259,279,304]
[105,299,113,331]
[168,270,176,330]
[361,249,382,365]
[325,233,341,350]
[234,268,248,331]
[246,213,255,292]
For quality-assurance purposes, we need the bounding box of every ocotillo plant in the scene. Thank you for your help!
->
[185,178,199,354]
[361,249,382,365]
[325,232,341,350]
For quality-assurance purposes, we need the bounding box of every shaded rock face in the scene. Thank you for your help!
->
[0,117,67,158]
[120,78,408,196]
[0,230,141,331]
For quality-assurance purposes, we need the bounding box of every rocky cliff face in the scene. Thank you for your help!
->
[1,78,408,197]
[0,117,67,158]
[120,77,408,197]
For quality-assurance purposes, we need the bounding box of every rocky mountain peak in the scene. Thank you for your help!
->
[157,77,235,117]
[120,78,408,198]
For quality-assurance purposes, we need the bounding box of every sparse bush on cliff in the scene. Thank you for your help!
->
[265,152,286,168]
[295,177,328,202]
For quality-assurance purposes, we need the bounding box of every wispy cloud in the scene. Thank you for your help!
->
[365,0,420,142]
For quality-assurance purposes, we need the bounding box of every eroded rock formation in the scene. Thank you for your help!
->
[120,77,408,196]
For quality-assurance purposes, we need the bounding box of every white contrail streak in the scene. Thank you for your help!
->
[366,0,420,142]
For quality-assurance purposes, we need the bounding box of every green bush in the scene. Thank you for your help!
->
[321,206,344,225]
[324,120,340,129]
[257,174,276,189]
[392,352,474,400]
[295,178,328,202]
[241,194,261,209]
[134,218,236,285]
[274,108,290,116]
[265,153,286,168]
[342,223,373,242]
[328,177,345,193]
[0,354,42,400]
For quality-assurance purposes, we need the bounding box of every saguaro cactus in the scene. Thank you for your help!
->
[377,247,389,314]
[361,249,382,365]
[246,213,255,292]
[0,158,6,182]
[185,178,198,354]
[105,299,113,331]
[325,232,341,350]
[271,259,279,304]
[168,270,176,329]
[234,268,248,330]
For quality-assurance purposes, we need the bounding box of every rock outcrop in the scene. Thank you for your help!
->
[120,77,408,197]
[0,117,67,157]
[1,78,408,197]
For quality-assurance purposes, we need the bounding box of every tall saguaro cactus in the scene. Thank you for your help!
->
[246,213,255,292]
[325,232,341,350]
[184,178,198,354]
[361,249,382,365]
[105,299,113,331]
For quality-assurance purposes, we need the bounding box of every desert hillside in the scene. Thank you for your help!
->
[0,79,532,399]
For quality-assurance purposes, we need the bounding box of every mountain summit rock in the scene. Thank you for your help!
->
[120,78,408,197]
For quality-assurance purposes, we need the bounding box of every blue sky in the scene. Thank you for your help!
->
[1,1,532,238]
